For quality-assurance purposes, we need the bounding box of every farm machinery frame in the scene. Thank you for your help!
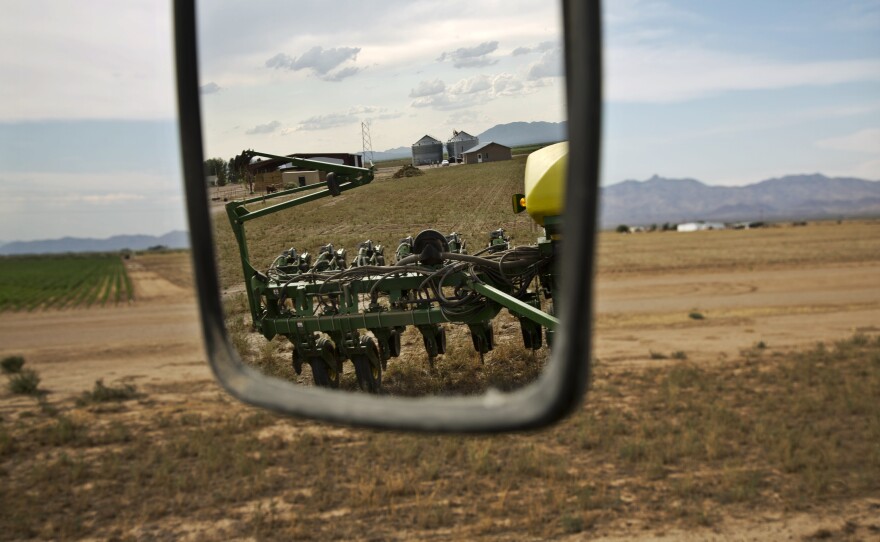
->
[226,148,562,394]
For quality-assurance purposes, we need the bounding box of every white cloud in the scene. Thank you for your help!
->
[527,47,564,80]
[492,73,525,96]
[449,75,492,95]
[296,106,398,131]
[297,113,356,131]
[246,121,282,135]
[322,66,361,82]
[816,128,880,153]
[409,79,446,98]
[410,73,534,111]
[265,46,361,76]
[437,41,500,68]
[512,41,558,56]
[200,82,222,95]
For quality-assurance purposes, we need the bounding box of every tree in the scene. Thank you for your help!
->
[228,156,241,184]
[616,224,630,233]
[204,157,228,186]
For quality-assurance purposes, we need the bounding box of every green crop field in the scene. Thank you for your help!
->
[0,254,133,312]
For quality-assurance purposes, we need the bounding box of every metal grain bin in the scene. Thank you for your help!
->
[412,135,444,165]
[446,130,479,163]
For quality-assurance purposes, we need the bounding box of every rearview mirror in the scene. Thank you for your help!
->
[173,0,601,431]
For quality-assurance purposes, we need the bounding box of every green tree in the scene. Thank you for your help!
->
[204,157,228,186]
[228,156,241,184]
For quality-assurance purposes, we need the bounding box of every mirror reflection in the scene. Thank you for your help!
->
[197,1,566,395]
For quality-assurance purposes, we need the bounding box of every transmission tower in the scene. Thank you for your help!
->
[361,120,375,167]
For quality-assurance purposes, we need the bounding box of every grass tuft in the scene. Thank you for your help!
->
[1,355,25,374]
[8,368,41,395]
[75,379,139,406]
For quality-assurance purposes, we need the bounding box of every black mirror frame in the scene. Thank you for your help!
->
[173,0,601,432]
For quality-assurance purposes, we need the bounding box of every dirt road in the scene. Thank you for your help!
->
[2,259,876,400]
[594,261,880,368]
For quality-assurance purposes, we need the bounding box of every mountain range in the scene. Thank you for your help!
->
[477,121,566,147]
[0,231,190,256]
[600,174,880,227]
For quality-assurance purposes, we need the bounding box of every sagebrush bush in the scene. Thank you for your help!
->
[1,355,25,374]
[8,369,41,395]
[75,379,138,406]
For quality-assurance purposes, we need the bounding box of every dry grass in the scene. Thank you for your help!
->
[229,311,550,397]
[597,220,880,276]
[1,334,877,539]
[211,157,540,289]
[134,250,194,291]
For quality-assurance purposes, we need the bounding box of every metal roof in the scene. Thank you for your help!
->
[448,130,477,142]
[461,141,509,154]
[413,135,442,145]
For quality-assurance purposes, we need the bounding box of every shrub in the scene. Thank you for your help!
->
[671,351,688,360]
[1,355,25,374]
[8,369,41,395]
[649,351,668,360]
[688,311,705,320]
[75,379,138,406]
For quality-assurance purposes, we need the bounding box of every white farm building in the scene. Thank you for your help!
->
[677,221,727,232]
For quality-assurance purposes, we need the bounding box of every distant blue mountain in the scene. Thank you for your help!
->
[357,146,411,163]
[600,174,880,227]
[477,121,567,147]
[0,231,190,255]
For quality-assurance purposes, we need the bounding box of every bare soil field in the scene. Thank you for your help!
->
[1,222,878,540]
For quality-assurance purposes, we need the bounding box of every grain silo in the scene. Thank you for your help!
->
[411,135,444,165]
[446,130,479,163]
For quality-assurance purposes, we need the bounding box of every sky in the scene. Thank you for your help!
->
[0,0,878,242]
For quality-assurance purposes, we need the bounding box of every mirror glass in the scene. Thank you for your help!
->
[196,1,565,396]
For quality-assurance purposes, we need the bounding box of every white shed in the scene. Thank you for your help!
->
[677,221,726,232]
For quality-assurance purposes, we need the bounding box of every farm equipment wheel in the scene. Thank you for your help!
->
[326,172,341,196]
[308,359,340,389]
[353,336,382,394]
[353,356,381,393]
[470,325,495,353]
[521,326,542,350]
[388,328,402,358]
[436,326,447,354]
[291,348,303,375]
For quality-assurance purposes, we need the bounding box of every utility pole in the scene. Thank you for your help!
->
[361,120,375,167]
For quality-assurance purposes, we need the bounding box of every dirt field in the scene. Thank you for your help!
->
[1,224,878,540]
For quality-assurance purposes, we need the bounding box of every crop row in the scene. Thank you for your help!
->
[0,254,133,312]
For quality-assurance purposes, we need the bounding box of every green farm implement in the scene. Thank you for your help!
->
[226,144,565,393]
